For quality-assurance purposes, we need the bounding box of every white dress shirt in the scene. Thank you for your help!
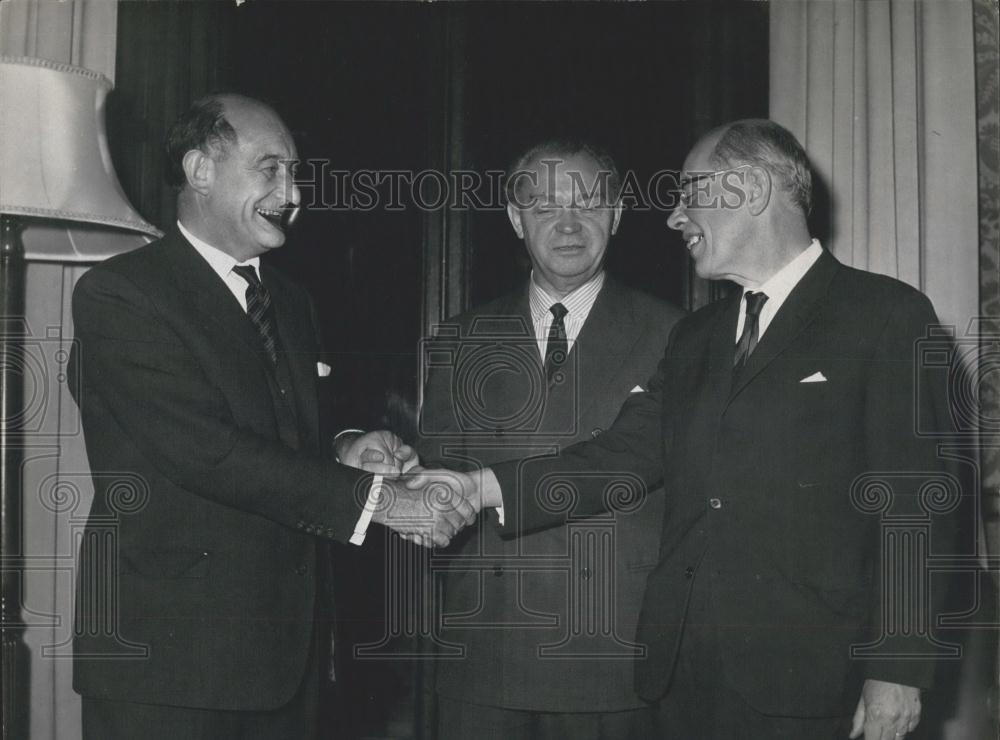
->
[529,270,606,360]
[178,221,261,311]
[735,239,824,342]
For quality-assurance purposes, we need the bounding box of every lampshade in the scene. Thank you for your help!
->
[0,56,163,262]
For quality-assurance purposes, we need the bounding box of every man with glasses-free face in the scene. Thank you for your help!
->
[418,141,683,740]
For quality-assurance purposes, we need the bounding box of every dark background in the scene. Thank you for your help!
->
[109,2,769,737]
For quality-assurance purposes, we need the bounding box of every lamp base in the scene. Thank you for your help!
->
[0,212,27,740]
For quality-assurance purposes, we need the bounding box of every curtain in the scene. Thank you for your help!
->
[0,3,119,739]
[0,0,117,81]
[769,0,979,330]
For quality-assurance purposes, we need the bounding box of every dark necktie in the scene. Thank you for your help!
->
[733,291,768,371]
[543,302,569,383]
[232,264,279,365]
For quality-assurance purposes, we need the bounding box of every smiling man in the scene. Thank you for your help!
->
[68,94,475,739]
[472,120,959,740]
[418,140,683,739]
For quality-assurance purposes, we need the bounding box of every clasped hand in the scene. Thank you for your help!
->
[376,466,481,548]
[338,430,480,547]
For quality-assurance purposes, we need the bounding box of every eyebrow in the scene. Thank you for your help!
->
[254,154,298,166]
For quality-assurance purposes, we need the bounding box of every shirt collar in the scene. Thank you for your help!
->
[744,239,823,305]
[528,270,606,324]
[177,220,261,282]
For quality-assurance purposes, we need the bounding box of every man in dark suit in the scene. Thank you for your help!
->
[417,141,683,739]
[458,120,959,739]
[69,93,476,739]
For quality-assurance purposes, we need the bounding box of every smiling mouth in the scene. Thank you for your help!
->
[256,205,300,231]
[686,234,703,251]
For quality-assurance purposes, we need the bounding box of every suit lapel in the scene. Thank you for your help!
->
[164,229,320,449]
[572,278,643,423]
[705,289,743,413]
[497,288,544,424]
[729,249,840,400]
[265,268,320,447]
[164,228,270,368]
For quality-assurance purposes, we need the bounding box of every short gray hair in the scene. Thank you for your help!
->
[710,119,812,215]
[505,139,621,206]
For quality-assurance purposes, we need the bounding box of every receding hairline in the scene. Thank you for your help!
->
[700,118,813,214]
[702,123,736,166]
[507,140,621,205]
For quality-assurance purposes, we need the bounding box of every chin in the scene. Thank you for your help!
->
[256,229,287,249]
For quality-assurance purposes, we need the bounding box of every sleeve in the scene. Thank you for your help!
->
[860,289,961,689]
[70,267,373,544]
[489,343,669,537]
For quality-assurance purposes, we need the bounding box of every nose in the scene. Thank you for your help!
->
[278,164,301,206]
[284,176,301,207]
[667,204,687,231]
[556,208,583,234]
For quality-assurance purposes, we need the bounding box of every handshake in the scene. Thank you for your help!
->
[339,430,485,548]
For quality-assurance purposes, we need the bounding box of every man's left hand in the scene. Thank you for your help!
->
[338,430,418,475]
[849,679,921,740]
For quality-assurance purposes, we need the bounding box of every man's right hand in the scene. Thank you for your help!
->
[373,468,480,547]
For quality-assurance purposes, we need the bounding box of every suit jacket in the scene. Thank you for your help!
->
[69,227,372,711]
[492,251,960,717]
[418,277,683,712]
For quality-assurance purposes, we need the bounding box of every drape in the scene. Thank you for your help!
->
[769,0,979,330]
[0,2,119,739]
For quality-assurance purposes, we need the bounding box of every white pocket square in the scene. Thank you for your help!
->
[317,362,332,377]
[630,385,645,393]
[799,371,827,383]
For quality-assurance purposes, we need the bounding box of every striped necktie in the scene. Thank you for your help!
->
[232,264,279,365]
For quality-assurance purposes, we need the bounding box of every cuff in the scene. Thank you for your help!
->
[479,467,505,526]
[333,428,364,463]
[349,474,383,545]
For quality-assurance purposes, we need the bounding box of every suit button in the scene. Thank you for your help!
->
[591,427,603,438]
[493,566,503,577]
[709,497,722,510]
[684,566,694,579]
[295,564,308,575]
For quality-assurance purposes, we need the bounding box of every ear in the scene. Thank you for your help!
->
[746,165,771,217]
[182,149,215,196]
[506,202,525,239]
[611,202,623,236]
